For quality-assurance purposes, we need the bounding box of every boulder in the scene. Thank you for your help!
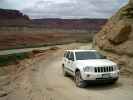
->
[0,90,8,97]
[108,21,131,44]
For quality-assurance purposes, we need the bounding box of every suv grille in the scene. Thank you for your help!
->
[94,66,114,73]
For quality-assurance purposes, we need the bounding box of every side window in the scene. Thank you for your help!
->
[66,51,70,59]
[69,52,74,61]
[64,51,67,57]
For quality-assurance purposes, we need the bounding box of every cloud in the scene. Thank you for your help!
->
[0,0,128,18]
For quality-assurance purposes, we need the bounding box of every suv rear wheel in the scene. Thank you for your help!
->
[75,71,87,88]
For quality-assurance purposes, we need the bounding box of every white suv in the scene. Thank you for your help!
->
[62,50,119,88]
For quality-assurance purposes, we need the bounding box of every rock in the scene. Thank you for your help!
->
[115,40,133,56]
[129,0,133,5]
[0,9,29,20]
[0,90,8,97]
[94,0,133,76]
[0,8,31,26]
[108,21,131,44]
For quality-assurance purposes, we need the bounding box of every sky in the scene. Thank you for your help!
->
[0,0,128,19]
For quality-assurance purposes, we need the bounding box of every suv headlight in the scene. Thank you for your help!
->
[114,65,118,70]
[83,66,93,72]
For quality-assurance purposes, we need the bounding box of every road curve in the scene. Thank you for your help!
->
[30,44,133,100]
[4,43,133,100]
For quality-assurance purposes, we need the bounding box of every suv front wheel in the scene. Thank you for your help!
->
[62,65,68,76]
[75,71,87,88]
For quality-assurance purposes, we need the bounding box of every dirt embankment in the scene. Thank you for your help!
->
[0,43,133,100]
[0,46,59,99]
[94,0,133,76]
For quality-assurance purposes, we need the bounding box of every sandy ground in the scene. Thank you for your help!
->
[0,43,133,100]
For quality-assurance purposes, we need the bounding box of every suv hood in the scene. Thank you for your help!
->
[76,59,116,67]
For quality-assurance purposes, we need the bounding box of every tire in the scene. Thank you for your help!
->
[75,71,87,88]
[110,78,118,84]
[62,65,68,76]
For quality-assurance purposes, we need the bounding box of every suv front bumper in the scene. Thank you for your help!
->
[81,70,119,81]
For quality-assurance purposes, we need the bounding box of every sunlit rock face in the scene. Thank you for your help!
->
[129,0,133,5]
[94,0,133,76]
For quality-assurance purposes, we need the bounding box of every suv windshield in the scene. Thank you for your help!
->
[75,51,106,60]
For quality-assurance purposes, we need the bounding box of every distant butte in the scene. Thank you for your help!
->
[0,9,30,26]
[0,8,107,31]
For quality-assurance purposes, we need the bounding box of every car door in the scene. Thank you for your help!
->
[63,51,68,66]
[64,51,70,71]
[68,52,75,75]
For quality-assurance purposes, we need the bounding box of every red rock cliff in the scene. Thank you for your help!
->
[94,0,133,76]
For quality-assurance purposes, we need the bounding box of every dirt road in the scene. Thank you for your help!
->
[2,43,133,100]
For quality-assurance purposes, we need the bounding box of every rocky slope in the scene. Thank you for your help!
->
[94,0,133,75]
[0,9,30,26]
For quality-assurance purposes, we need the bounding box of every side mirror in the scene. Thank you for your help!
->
[70,57,74,61]
[103,56,107,59]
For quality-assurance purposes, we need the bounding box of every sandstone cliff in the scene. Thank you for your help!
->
[0,8,107,50]
[0,8,107,31]
[94,0,133,75]
[0,9,30,26]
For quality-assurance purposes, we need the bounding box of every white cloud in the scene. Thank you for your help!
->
[0,0,128,18]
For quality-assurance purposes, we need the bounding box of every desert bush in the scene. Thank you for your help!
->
[0,53,30,66]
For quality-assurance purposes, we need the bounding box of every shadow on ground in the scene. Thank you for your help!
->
[67,75,122,91]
